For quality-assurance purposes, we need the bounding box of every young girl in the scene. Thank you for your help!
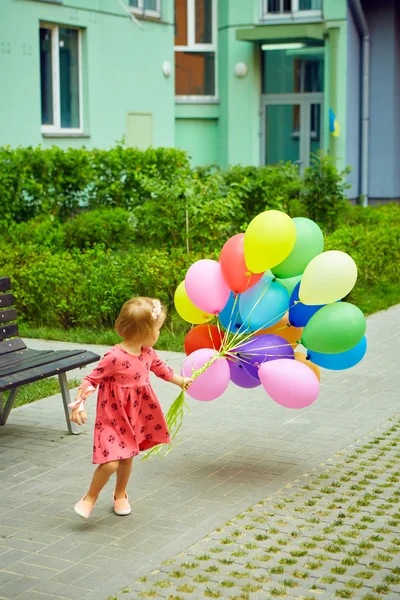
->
[69,297,192,519]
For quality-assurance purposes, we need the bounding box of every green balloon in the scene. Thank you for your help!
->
[276,274,302,297]
[272,217,324,279]
[302,302,366,354]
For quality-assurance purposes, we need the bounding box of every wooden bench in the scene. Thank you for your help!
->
[0,277,100,434]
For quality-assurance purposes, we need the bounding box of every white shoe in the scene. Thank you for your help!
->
[113,492,131,516]
[74,496,94,519]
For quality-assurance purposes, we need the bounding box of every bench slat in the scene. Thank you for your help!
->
[0,349,54,373]
[0,323,19,341]
[0,338,27,355]
[0,308,17,324]
[0,293,15,309]
[0,351,100,392]
[0,278,11,293]
[0,349,89,379]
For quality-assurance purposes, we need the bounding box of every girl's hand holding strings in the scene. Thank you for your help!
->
[181,376,193,391]
[170,372,193,390]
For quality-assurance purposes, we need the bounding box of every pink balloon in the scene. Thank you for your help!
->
[185,259,230,314]
[258,359,320,409]
[181,348,230,401]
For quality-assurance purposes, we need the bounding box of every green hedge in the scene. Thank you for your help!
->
[341,202,400,228]
[0,145,190,222]
[0,145,352,235]
[325,222,400,285]
[0,243,216,329]
[219,162,302,220]
[1,144,399,332]
[63,208,136,250]
[1,215,399,331]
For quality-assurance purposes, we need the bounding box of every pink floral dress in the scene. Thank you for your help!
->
[81,345,173,464]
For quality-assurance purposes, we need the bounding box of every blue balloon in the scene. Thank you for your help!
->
[239,276,289,332]
[219,292,249,334]
[308,337,367,370]
[289,282,324,327]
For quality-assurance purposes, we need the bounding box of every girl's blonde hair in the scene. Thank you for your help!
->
[115,297,166,341]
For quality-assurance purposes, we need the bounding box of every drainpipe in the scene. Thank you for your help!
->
[349,0,370,207]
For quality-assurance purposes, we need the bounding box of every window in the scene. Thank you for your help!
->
[262,46,324,94]
[294,58,324,93]
[261,0,322,19]
[39,25,82,133]
[129,0,161,19]
[174,0,217,100]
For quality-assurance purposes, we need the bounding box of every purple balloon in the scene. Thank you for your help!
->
[233,334,294,381]
[229,360,261,389]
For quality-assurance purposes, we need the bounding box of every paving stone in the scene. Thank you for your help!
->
[0,571,19,588]
[111,416,400,600]
[0,309,398,600]
[31,580,90,600]
[0,575,38,599]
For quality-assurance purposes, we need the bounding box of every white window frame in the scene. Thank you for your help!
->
[175,0,218,102]
[40,23,83,135]
[129,0,162,19]
[260,0,322,21]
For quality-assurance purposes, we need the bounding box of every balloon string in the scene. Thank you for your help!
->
[224,300,299,354]
[274,324,297,332]
[224,351,254,367]
[225,350,294,367]
[221,293,240,349]
[224,279,273,352]
[233,342,296,354]
[223,271,254,348]
[213,319,222,351]
[236,279,272,336]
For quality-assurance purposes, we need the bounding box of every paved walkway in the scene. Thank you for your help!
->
[0,305,398,600]
[117,416,400,600]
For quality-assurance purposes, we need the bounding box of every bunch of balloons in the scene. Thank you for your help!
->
[174,210,367,410]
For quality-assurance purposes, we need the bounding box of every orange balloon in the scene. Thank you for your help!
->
[295,352,321,381]
[184,324,224,356]
[256,313,303,349]
[219,233,263,294]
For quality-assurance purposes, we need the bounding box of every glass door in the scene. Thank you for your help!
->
[264,103,301,166]
[261,94,323,172]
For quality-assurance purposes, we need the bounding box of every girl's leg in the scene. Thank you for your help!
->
[115,457,133,499]
[85,460,120,506]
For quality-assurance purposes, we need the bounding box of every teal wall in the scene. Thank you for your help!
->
[175,0,260,168]
[175,117,218,165]
[0,0,175,149]
[175,0,349,171]
[175,104,221,166]
[0,0,352,180]
[323,0,348,173]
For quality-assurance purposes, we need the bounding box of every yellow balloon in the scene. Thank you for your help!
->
[244,210,296,273]
[299,250,358,305]
[174,281,213,324]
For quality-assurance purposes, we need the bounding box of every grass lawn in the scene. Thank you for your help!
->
[4,377,81,410]
[19,311,190,353]
[19,281,400,351]
[349,281,400,316]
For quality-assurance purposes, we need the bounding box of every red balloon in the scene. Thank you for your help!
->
[219,233,263,294]
[184,324,224,356]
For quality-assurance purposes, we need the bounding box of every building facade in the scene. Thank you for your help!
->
[0,0,399,202]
